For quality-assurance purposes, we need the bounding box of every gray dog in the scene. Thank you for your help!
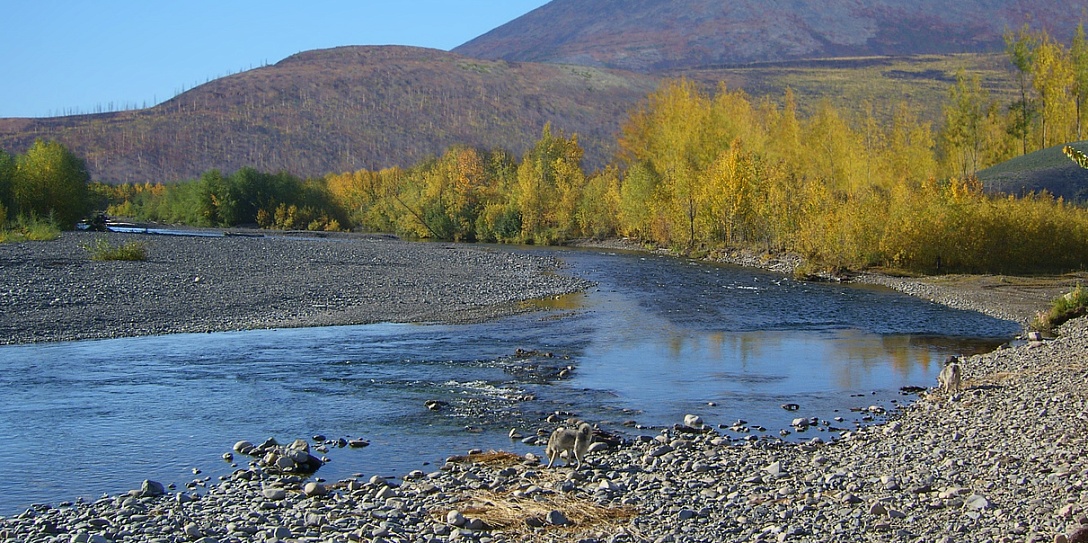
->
[938,358,963,394]
[545,421,593,468]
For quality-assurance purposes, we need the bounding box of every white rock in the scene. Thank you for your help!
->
[446,510,466,526]
[303,482,326,497]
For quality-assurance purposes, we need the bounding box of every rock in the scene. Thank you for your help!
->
[963,494,990,510]
[465,518,488,530]
[303,482,326,497]
[647,445,673,457]
[233,440,255,454]
[348,439,370,448]
[262,487,287,500]
[287,438,309,452]
[1067,526,1088,543]
[184,523,203,538]
[139,480,166,497]
[678,509,697,521]
[684,414,704,428]
[880,475,900,490]
[791,417,810,428]
[446,510,466,527]
[763,461,784,477]
[546,510,569,526]
[869,502,888,516]
[269,526,292,540]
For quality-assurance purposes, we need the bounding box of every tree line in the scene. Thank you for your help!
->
[7,24,1088,275]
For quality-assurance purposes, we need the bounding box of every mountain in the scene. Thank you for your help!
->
[1,1,1081,186]
[454,0,1086,73]
[0,46,657,183]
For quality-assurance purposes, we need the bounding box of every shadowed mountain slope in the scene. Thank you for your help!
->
[0,46,657,183]
[455,0,1086,73]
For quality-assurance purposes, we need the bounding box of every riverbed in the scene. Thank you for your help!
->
[0,236,1020,516]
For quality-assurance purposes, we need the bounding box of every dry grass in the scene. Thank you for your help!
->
[445,450,527,468]
[437,490,638,539]
[435,450,640,539]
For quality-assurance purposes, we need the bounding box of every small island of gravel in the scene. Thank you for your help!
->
[0,231,591,345]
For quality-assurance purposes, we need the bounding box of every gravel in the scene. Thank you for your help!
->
[3,232,1087,542]
[0,231,591,345]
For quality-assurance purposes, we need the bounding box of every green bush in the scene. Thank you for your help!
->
[0,214,61,243]
[1030,284,1088,333]
[83,237,148,261]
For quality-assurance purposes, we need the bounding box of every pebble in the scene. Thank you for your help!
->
[0,232,593,345]
[3,236,1088,542]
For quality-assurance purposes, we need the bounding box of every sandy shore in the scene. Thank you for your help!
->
[0,231,590,345]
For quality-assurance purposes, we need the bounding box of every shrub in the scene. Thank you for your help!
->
[0,214,61,243]
[83,237,148,261]
[1030,284,1088,333]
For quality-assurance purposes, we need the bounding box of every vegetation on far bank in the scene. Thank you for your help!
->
[5,25,1088,278]
[1031,284,1088,333]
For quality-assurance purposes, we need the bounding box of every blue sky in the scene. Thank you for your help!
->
[0,1,549,118]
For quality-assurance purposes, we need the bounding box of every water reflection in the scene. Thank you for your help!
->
[0,247,1020,515]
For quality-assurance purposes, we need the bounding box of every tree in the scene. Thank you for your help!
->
[942,70,988,178]
[13,140,91,228]
[1005,25,1038,155]
[1031,32,1074,148]
[1071,24,1088,139]
[0,149,14,223]
[515,124,584,244]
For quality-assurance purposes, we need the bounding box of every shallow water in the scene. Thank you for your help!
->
[0,247,1018,515]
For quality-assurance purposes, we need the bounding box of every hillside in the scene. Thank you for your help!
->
[977,142,1088,202]
[0,46,657,183]
[454,0,1086,73]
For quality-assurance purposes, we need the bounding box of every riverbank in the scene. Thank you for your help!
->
[577,239,1086,328]
[0,231,591,345]
[3,318,1086,542]
[3,233,1087,542]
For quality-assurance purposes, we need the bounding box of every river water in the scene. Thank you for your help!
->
[0,247,1018,515]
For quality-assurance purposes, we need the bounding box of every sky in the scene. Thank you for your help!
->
[0,1,550,118]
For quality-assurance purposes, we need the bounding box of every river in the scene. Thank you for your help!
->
[0,247,1018,516]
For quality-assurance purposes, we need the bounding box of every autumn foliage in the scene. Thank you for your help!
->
[23,25,1088,274]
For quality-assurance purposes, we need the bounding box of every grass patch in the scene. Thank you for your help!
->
[0,215,62,243]
[82,237,149,261]
[1030,284,1088,333]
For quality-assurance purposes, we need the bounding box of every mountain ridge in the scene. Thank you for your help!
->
[454,0,1085,72]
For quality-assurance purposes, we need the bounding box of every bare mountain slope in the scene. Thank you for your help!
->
[455,0,1085,72]
[0,46,657,183]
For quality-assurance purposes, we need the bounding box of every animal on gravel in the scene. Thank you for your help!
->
[937,356,963,394]
[545,420,594,468]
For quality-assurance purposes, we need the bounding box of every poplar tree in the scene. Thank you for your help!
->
[1071,24,1088,139]
[1004,25,1038,155]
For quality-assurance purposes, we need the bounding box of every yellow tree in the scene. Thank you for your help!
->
[516,124,584,244]
[941,70,989,178]
[1071,24,1088,139]
[1032,32,1075,147]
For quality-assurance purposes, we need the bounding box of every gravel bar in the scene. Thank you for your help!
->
[0,231,591,345]
[3,233,1087,542]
